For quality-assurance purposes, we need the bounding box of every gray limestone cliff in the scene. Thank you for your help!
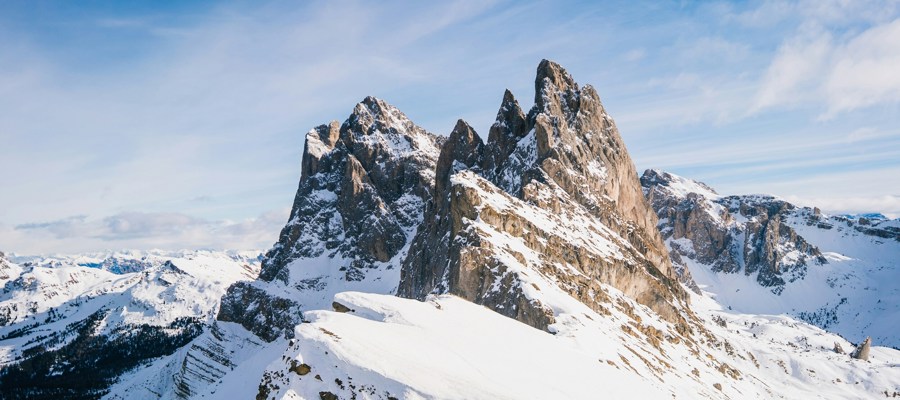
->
[641,169,827,292]
[852,337,871,361]
[400,60,688,330]
[221,60,691,340]
[0,252,12,281]
[217,97,443,340]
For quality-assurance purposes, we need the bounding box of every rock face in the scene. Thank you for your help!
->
[852,337,871,361]
[832,214,900,242]
[641,169,827,292]
[223,60,689,340]
[216,282,303,342]
[0,252,14,281]
[400,60,688,330]
[261,97,442,281]
[220,60,689,342]
[399,120,484,299]
[217,96,444,340]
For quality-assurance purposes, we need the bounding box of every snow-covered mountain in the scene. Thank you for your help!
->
[1,60,898,399]
[0,250,261,399]
[106,97,448,400]
[642,169,900,348]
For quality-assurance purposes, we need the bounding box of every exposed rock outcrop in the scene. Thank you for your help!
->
[261,97,442,281]
[482,89,529,179]
[225,60,689,339]
[832,215,900,242]
[641,169,827,292]
[218,96,443,340]
[852,337,871,361]
[400,60,688,330]
[0,252,12,281]
[216,282,302,342]
[399,120,484,298]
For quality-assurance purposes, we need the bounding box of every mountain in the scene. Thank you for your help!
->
[208,60,898,399]
[233,290,900,399]
[641,169,900,347]
[0,250,260,399]
[102,97,449,400]
[216,96,445,343]
[216,58,690,348]
[398,60,687,331]
[2,60,898,399]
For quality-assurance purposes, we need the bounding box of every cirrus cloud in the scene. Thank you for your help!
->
[753,17,900,115]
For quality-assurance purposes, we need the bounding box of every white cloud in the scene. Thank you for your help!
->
[753,17,900,114]
[824,19,900,113]
[752,26,832,111]
[732,0,900,29]
[623,48,645,62]
[2,208,289,254]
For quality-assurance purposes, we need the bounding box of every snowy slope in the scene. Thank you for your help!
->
[642,169,900,348]
[235,291,900,400]
[0,250,260,338]
[0,250,261,399]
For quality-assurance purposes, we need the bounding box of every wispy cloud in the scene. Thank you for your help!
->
[752,13,900,115]
[1,0,899,253]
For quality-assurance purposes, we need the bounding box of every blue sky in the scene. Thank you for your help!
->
[1,0,899,254]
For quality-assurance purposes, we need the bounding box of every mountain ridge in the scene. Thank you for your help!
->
[641,169,900,347]
[1,60,898,399]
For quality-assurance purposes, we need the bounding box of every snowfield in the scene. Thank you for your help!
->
[0,250,260,365]
[644,170,900,348]
[227,290,900,400]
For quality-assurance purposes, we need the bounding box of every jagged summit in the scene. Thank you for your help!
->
[641,169,720,200]
[482,89,528,180]
[534,59,579,108]
[436,119,483,196]
[219,96,444,341]
[642,168,827,290]
[401,60,688,328]
[222,60,689,340]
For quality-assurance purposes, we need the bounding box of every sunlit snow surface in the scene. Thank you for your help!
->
[2,245,898,399]
[0,250,260,364]
[222,290,899,400]
[650,171,900,348]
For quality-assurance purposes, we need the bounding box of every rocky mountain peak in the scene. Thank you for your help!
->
[436,120,484,193]
[482,89,528,180]
[401,60,688,331]
[225,59,689,341]
[534,59,579,113]
[641,169,719,199]
[520,62,677,283]
[219,97,443,341]
[300,121,341,179]
[350,96,403,125]
[342,96,441,165]
[434,119,484,220]
[642,169,827,291]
